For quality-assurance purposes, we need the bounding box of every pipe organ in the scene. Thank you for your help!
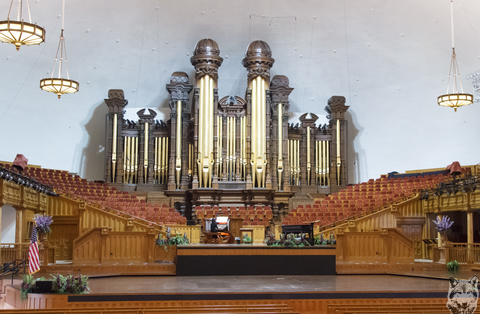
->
[104,39,350,205]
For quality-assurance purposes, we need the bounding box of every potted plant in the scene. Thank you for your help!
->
[432,216,454,246]
[242,233,252,244]
[33,214,54,242]
[155,229,189,263]
[20,274,45,301]
[51,271,90,294]
[446,260,460,273]
[265,233,280,246]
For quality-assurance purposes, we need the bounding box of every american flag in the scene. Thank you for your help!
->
[28,223,40,274]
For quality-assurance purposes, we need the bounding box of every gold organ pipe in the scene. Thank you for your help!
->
[134,137,138,183]
[165,137,168,184]
[125,137,130,183]
[144,123,149,183]
[198,76,204,188]
[278,104,283,190]
[112,114,118,182]
[295,140,300,185]
[256,77,261,186]
[251,78,256,183]
[154,137,158,183]
[229,117,232,179]
[176,101,182,189]
[210,77,214,187]
[322,140,326,186]
[233,117,236,180]
[326,140,330,186]
[315,141,318,185]
[123,136,126,183]
[158,137,163,183]
[307,126,311,185]
[261,78,266,186]
[128,136,133,183]
[336,120,341,185]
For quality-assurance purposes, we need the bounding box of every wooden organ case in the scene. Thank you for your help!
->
[103,39,350,220]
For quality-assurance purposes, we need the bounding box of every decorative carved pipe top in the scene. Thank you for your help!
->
[193,38,221,57]
[170,72,190,84]
[190,38,223,80]
[242,40,275,81]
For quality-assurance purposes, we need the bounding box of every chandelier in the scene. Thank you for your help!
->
[40,0,78,99]
[0,0,46,51]
[437,0,473,112]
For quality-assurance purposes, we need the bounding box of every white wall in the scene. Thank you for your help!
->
[1,204,16,243]
[0,0,479,183]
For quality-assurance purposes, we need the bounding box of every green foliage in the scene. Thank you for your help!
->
[447,260,460,272]
[51,273,90,294]
[243,233,252,243]
[156,233,189,251]
[20,275,45,301]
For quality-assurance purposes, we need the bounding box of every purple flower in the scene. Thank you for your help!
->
[34,214,54,234]
[433,216,454,233]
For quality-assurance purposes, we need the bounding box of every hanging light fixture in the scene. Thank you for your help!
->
[40,0,79,99]
[0,0,46,51]
[437,0,473,112]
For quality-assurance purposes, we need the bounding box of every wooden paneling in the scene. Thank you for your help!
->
[168,224,201,244]
[336,228,414,263]
[50,224,78,260]
[73,227,156,264]
[4,291,447,314]
[422,190,480,213]
[241,225,265,244]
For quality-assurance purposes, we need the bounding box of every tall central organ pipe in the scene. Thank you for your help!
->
[250,76,267,188]
[197,74,215,188]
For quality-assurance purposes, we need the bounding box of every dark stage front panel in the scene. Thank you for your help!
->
[176,254,336,276]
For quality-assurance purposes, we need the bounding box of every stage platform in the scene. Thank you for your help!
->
[4,275,450,313]
[176,244,336,276]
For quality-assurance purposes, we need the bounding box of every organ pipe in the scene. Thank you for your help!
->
[336,119,341,185]
[112,114,117,182]
[176,101,182,189]
[250,76,267,188]
[197,74,214,188]
[307,126,311,185]
[144,123,149,183]
[277,104,283,190]
[123,135,127,183]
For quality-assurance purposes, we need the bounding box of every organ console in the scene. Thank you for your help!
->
[202,217,243,244]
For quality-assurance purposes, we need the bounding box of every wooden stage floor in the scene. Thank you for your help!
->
[83,274,448,296]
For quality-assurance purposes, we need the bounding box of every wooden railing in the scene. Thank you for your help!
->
[448,243,480,264]
[1,243,29,264]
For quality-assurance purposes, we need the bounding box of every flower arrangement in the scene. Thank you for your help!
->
[432,216,454,234]
[21,274,45,301]
[265,233,280,246]
[33,214,54,234]
[267,233,311,247]
[51,271,89,294]
[155,229,189,251]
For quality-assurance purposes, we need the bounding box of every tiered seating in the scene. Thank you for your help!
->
[283,173,448,227]
[195,205,273,227]
[0,163,186,226]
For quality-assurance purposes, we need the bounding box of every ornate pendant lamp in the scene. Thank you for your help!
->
[437,0,473,112]
[40,0,78,99]
[0,0,46,51]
